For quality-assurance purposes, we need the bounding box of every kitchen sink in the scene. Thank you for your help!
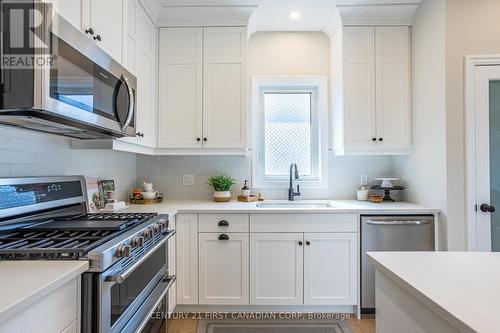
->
[256,201,336,209]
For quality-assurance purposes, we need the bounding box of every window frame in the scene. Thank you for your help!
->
[251,76,329,189]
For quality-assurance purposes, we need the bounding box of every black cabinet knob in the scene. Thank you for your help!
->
[372,138,377,142]
[196,138,201,142]
[298,241,303,246]
[203,138,207,142]
[94,35,102,41]
[379,138,383,141]
[480,204,496,213]
[218,234,229,241]
[306,241,311,246]
[136,132,144,138]
[218,220,229,227]
[85,27,94,35]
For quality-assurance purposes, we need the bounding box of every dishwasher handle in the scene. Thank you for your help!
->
[364,220,432,226]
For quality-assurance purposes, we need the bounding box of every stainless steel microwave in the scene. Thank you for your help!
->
[0,0,136,139]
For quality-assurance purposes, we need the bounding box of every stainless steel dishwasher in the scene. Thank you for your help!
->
[361,215,435,314]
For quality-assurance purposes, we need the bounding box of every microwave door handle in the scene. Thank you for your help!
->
[106,230,175,284]
[120,74,135,132]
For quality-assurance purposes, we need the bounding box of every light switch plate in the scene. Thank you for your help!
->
[360,174,368,186]
[183,175,194,186]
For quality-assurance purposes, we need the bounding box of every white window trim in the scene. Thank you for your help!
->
[251,76,329,190]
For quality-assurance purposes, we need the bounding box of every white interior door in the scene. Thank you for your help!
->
[474,65,500,251]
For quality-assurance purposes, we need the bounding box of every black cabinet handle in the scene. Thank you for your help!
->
[203,138,207,142]
[218,234,229,241]
[196,138,201,142]
[85,27,94,35]
[480,204,496,213]
[94,35,102,41]
[298,241,303,246]
[372,138,377,142]
[379,138,383,141]
[218,220,229,227]
[136,132,144,138]
[306,241,311,246]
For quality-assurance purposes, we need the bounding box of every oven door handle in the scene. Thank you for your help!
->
[120,74,135,132]
[133,275,176,333]
[106,230,175,284]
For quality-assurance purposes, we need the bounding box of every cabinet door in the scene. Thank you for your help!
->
[343,27,377,150]
[158,28,203,148]
[202,27,247,149]
[250,233,303,305]
[52,0,83,30]
[168,219,177,313]
[199,233,249,305]
[176,214,198,304]
[303,233,357,305]
[88,0,123,62]
[119,1,156,147]
[375,26,411,149]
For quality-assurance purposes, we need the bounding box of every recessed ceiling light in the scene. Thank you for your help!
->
[289,11,301,19]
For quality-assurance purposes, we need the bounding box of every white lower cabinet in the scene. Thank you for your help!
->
[303,233,358,305]
[250,233,304,305]
[176,214,198,305]
[199,233,249,305]
[176,213,358,307]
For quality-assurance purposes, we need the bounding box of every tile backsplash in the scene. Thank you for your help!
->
[137,152,399,200]
[0,127,136,201]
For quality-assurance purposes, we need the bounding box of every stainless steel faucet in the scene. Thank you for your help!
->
[288,163,301,201]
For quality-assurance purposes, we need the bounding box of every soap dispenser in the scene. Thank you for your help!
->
[241,180,250,197]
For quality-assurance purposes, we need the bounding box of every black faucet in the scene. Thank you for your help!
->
[288,163,301,201]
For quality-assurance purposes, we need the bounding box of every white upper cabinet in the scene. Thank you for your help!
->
[158,28,203,149]
[51,0,83,30]
[158,27,248,152]
[119,0,157,148]
[85,0,124,63]
[203,27,247,149]
[375,27,411,150]
[334,26,411,155]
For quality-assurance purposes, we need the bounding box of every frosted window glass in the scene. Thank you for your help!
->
[263,93,312,176]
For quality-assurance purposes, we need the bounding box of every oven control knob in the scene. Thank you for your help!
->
[143,228,154,239]
[116,244,132,258]
[153,223,163,234]
[131,236,145,247]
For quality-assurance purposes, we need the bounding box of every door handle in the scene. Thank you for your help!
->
[480,204,496,213]
[120,74,135,132]
[365,220,432,226]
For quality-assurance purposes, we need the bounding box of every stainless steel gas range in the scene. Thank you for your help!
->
[0,176,175,333]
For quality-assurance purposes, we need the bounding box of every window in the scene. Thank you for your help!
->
[252,77,328,189]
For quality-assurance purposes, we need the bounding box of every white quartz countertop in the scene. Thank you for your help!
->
[127,199,439,215]
[368,252,500,333]
[0,261,89,324]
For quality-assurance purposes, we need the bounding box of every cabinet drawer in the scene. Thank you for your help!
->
[250,214,358,233]
[199,214,249,232]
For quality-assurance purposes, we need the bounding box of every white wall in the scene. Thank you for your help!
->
[0,127,137,200]
[393,0,447,249]
[138,32,399,200]
[444,0,500,250]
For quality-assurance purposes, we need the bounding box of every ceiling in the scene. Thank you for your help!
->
[154,0,421,30]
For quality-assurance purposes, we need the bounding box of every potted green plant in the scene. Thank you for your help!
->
[207,175,236,202]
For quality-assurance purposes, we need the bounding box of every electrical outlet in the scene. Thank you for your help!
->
[360,174,368,186]
[183,175,194,186]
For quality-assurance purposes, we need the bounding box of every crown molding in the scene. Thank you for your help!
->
[337,2,421,26]
[156,4,257,27]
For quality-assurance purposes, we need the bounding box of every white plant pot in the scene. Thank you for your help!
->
[213,191,231,202]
